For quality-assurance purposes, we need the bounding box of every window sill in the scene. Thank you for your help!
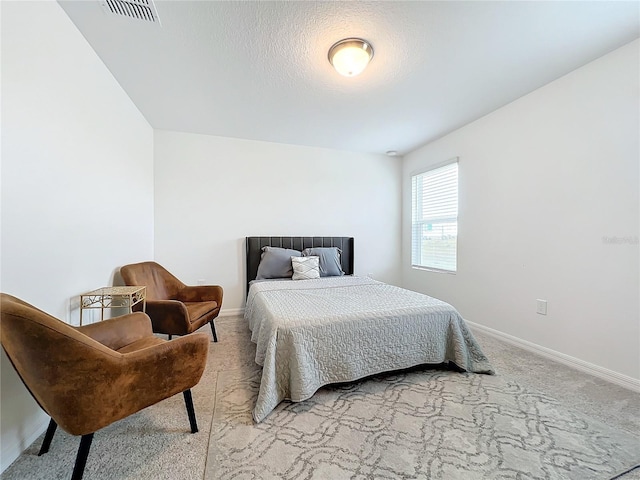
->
[411,266,457,275]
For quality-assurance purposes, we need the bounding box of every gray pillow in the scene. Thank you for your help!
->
[256,246,302,280]
[302,247,344,277]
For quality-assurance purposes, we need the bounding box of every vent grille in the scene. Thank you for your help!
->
[100,0,160,24]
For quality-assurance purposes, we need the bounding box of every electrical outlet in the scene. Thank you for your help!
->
[197,279,206,286]
[536,299,547,315]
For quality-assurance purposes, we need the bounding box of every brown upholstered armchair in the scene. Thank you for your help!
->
[0,293,210,480]
[120,261,223,342]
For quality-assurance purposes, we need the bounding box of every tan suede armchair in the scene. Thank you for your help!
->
[120,261,223,342]
[0,293,209,480]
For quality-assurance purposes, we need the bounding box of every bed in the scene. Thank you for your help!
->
[245,236,494,422]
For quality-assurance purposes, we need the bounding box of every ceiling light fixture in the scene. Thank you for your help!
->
[328,38,374,77]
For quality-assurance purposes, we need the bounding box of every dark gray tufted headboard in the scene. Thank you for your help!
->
[245,236,354,295]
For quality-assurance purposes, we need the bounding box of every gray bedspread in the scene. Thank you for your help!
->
[245,276,494,422]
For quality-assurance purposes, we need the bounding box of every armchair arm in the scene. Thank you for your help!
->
[177,285,223,305]
[144,300,190,335]
[124,332,210,390]
[77,312,152,351]
[114,333,211,426]
[56,332,210,436]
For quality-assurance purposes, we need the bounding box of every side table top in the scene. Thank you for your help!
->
[81,286,146,296]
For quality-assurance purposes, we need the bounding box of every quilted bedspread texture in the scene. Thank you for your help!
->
[245,276,494,422]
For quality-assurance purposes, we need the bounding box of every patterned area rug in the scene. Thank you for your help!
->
[207,364,639,480]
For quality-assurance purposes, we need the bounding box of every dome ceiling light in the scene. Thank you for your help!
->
[328,38,374,77]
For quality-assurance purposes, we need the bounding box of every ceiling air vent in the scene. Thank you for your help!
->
[100,0,160,24]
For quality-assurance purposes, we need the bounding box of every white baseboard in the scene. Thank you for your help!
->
[219,308,244,318]
[467,320,640,393]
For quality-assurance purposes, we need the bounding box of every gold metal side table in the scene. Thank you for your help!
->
[79,286,146,325]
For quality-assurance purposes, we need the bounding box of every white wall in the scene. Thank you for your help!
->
[0,0,154,471]
[154,130,402,311]
[402,40,639,381]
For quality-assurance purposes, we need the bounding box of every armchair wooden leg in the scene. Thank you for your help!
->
[71,433,94,480]
[38,418,58,456]
[183,390,198,433]
[210,320,218,342]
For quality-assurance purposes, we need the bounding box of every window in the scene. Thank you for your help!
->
[411,160,458,272]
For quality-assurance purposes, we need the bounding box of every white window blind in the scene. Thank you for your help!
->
[411,160,458,272]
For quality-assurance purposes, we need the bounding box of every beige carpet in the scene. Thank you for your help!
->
[2,316,639,479]
[0,320,234,480]
[1,322,222,480]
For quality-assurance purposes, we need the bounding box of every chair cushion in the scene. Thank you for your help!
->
[184,301,218,323]
[116,336,166,354]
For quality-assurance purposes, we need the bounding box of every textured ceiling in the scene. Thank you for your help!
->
[59,1,639,155]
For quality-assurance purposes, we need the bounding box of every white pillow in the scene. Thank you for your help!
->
[291,256,320,280]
